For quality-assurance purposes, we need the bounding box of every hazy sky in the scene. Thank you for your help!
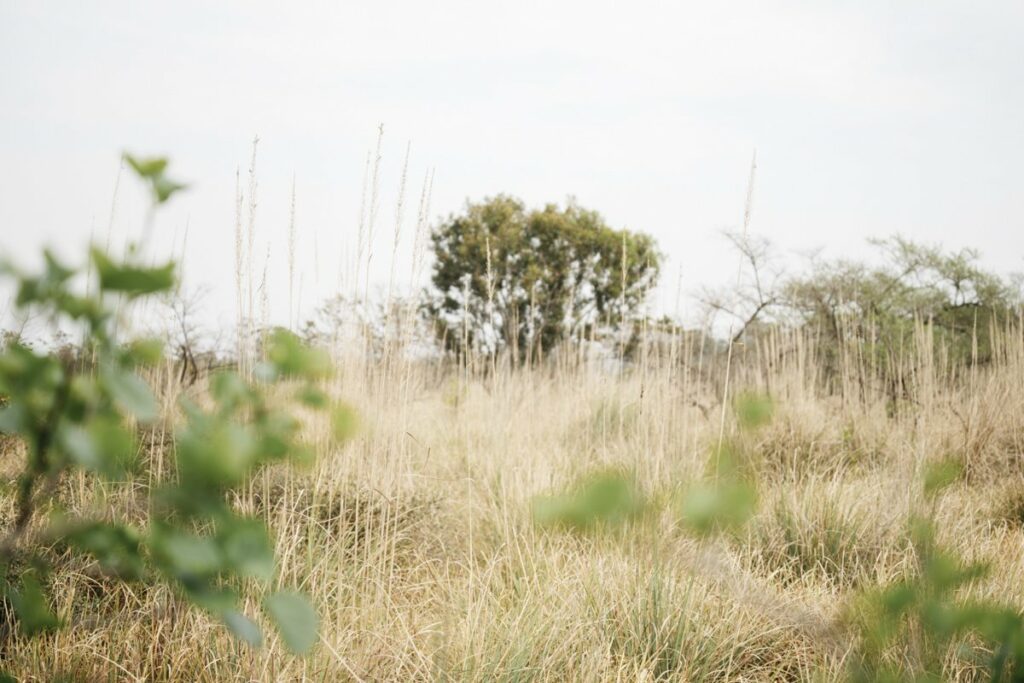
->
[2,1,1023,327]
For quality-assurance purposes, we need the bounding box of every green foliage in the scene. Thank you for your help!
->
[3,571,61,637]
[679,441,759,537]
[922,456,963,500]
[844,472,1024,681]
[734,391,774,431]
[428,196,661,357]
[533,471,645,531]
[0,156,349,658]
[62,521,145,579]
[536,394,772,538]
[123,153,187,204]
[92,248,176,297]
[782,236,1020,381]
[679,394,772,537]
[330,402,359,443]
[679,473,757,537]
[265,327,332,380]
[264,590,320,655]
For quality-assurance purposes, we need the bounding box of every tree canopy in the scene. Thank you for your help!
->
[702,232,1022,391]
[427,196,661,359]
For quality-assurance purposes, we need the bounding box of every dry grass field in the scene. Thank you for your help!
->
[4,3,1023,680]
[3,321,1023,682]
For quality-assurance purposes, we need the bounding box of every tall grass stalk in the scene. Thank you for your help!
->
[288,174,297,330]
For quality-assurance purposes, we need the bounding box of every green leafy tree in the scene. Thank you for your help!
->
[708,233,1020,404]
[784,237,1019,369]
[428,196,661,359]
[0,155,351,665]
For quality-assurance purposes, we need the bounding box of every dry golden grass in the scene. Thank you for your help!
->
[3,322,1024,681]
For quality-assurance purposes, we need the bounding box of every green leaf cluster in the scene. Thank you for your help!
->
[0,156,348,660]
[844,461,1024,681]
[533,394,773,537]
[429,196,661,357]
[678,393,772,537]
[533,471,645,531]
[123,153,187,204]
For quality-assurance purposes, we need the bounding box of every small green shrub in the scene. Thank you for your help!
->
[0,156,354,668]
[842,460,1024,681]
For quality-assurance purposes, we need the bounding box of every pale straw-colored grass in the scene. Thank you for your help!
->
[4,317,1023,680]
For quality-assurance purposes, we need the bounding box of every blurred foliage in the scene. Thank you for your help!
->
[843,459,1024,681]
[535,394,772,538]
[679,393,772,537]
[123,153,187,204]
[532,470,645,532]
[734,391,774,431]
[534,390,1024,679]
[678,471,757,538]
[0,157,351,665]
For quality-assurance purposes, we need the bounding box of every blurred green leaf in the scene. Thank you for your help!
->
[220,517,275,583]
[679,478,757,536]
[124,338,165,366]
[879,583,917,617]
[57,292,105,323]
[123,154,168,178]
[223,610,263,647]
[267,329,331,380]
[151,482,230,520]
[101,366,158,422]
[734,392,773,431]
[124,153,186,204]
[331,403,358,443]
[65,521,144,579]
[151,530,223,580]
[42,250,74,284]
[210,371,251,414]
[176,419,258,487]
[533,472,643,531]
[264,591,318,655]
[0,403,28,434]
[151,175,187,203]
[59,417,135,476]
[289,443,317,468]
[92,249,174,297]
[10,252,74,308]
[7,573,61,636]
[185,585,239,615]
[923,457,963,499]
[255,411,299,461]
[296,385,328,408]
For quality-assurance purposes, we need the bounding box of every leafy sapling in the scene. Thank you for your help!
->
[0,155,353,658]
[844,459,1024,681]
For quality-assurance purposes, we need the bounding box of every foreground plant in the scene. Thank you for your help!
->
[0,156,352,664]
[844,459,1024,682]
[532,393,771,535]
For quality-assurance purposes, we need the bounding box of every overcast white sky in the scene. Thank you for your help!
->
[2,1,1023,328]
